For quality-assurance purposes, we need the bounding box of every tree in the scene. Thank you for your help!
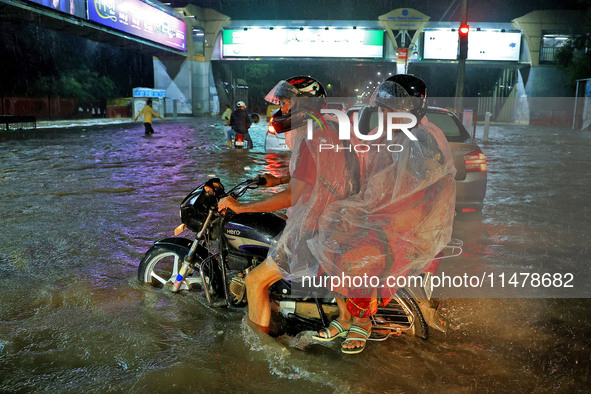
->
[556,1,591,85]
[0,19,151,100]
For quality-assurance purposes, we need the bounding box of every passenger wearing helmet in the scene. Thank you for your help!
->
[311,75,456,354]
[217,76,350,335]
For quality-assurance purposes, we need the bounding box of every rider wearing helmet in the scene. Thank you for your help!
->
[264,75,328,135]
[252,75,329,187]
[218,76,350,336]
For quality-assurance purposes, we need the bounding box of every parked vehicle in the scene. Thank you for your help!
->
[264,115,289,151]
[423,107,487,213]
[266,106,487,212]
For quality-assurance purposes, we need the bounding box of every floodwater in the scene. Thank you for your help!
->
[0,119,590,392]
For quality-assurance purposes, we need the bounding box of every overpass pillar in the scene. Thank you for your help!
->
[154,5,229,116]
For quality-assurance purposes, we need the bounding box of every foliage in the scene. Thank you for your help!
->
[556,34,591,85]
[556,1,591,85]
[0,20,151,99]
[32,70,118,100]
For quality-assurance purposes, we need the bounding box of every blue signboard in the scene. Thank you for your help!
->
[88,0,186,52]
[27,0,86,19]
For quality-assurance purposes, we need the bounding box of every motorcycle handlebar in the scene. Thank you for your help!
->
[225,176,266,200]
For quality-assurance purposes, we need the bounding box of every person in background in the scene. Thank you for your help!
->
[242,112,260,149]
[134,99,165,136]
[249,113,260,124]
[228,101,252,148]
[221,104,233,147]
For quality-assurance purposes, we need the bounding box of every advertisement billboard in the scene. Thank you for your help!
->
[27,0,86,19]
[468,31,521,61]
[423,30,521,61]
[222,28,383,58]
[423,30,458,60]
[87,0,186,52]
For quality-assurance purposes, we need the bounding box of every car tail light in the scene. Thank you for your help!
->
[464,149,487,172]
[268,117,276,134]
[461,208,478,213]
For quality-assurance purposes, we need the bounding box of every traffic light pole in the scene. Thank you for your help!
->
[454,0,468,114]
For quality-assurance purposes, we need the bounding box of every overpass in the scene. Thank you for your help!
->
[0,1,586,121]
[0,0,187,56]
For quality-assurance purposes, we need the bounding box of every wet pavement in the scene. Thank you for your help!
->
[0,118,590,392]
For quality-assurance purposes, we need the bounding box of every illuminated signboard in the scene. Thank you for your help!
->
[27,0,86,18]
[88,0,186,51]
[468,31,521,61]
[423,30,458,60]
[423,30,521,61]
[222,29,383,58]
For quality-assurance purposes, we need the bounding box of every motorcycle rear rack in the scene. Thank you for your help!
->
[434,238,463,260]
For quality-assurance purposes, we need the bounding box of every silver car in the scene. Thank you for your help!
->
[264,113,289,151]
[423,107,487,213]
[264,106,487,213]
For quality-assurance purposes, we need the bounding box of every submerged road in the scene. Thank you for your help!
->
[0,118,590,391]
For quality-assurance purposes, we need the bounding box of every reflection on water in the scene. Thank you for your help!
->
[0,120,590,391]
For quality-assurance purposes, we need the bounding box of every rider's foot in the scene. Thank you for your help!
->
[341,318,372,352]
[317,319,351,339]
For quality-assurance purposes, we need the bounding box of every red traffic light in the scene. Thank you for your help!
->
[459,24,469,36]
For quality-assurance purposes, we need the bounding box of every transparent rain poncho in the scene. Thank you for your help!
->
[267,98,456,298]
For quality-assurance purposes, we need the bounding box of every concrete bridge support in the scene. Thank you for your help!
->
[154,5,229,116]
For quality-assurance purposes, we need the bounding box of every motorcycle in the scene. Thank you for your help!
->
[232,133,247,148]
[137,177,461,340]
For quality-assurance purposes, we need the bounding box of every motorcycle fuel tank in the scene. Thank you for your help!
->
[223,213,286,259]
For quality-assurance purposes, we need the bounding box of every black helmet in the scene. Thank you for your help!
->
[265,75,327,134]
[370,74,428,123]
[285,75,327,98]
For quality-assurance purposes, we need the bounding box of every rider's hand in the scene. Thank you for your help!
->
[262,174,279,187]
[218,196,243,213]
[261,174,289,187]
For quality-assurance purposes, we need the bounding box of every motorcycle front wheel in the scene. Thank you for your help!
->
[138,246,186,287]
[138,245,226,298]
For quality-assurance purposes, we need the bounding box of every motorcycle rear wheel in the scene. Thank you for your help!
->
[373,289,429,339]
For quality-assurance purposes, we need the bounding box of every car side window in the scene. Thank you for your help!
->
[427,112,470,142]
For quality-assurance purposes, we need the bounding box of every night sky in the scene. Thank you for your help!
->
[168,0,588,22]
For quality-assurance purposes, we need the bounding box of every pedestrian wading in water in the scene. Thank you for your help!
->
[135,99,165,135]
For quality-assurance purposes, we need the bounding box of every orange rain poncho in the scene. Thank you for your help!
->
[268,104,456,304]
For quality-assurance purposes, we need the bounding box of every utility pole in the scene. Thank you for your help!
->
[454,0,468,114]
